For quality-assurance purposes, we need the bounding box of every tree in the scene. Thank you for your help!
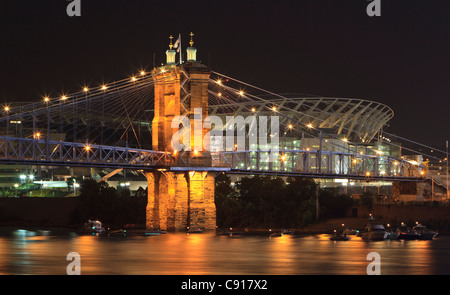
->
[214,175,354,229]
[70,179,146,227]
[318,188,354,219]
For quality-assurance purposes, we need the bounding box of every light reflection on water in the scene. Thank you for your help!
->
[0,229,449,275]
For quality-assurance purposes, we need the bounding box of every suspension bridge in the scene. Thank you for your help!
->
[0,34,448,231]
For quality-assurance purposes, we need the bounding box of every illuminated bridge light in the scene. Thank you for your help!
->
[43,97,50,103]
[131,76,137,82]
[61,95,68,101]
[101,85,108,91]
[83,87,89,92]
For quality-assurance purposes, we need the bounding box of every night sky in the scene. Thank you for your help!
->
[0,0,449,148]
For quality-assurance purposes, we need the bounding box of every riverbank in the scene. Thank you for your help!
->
[220,217,450,236]
[2,216,448,236]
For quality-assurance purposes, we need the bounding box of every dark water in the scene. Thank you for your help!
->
[1,228,450,275]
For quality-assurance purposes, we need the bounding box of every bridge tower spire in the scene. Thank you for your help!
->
[166,35,176,65]
[146,34,216,232]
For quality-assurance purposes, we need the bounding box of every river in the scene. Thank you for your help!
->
[1,228,450,275]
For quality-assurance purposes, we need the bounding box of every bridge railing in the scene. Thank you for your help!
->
[211,149,426,179]
[0,136,170,167]
[0,136,426,179]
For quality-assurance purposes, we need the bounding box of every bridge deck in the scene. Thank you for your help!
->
[0,136,425,181]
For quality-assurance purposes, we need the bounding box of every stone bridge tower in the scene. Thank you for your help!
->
[146,34,216,232]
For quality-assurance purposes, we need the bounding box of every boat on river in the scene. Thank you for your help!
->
[330,233,351,241]
[80,220,106,235]
[386,230,399,240]
[396,225,421,240]
[413,224,438,240]
[361,223,388,241]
